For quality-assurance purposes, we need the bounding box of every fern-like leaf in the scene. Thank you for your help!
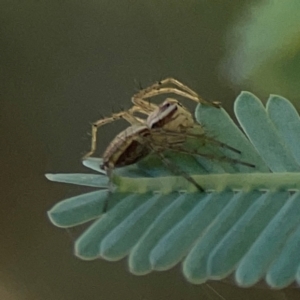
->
[46,92,300,289]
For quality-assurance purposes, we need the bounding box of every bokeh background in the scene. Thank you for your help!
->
[1,1,300,299]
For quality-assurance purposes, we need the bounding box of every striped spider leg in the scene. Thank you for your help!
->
[150,129,255,168]
[131,77,221,112]
[82,105,148,160]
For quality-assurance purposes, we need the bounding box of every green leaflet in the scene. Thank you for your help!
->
[114,172,300,193]
[46,92,300,289]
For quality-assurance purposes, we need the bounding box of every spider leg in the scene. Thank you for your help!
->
[150,128,242,154]
[102,167,115,213]
[184,125,242,154]
[157,78,222,107]
[131,95,158,114]
[150,146,205,192]
[140,87,199,102]
[164,144,255,168]
[83,109,143,159]
[140,87,221,108]
[157,77,199,97]
[198,135,241,154]
[132,78,220,108]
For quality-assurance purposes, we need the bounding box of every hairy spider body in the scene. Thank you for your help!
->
[101,125,150,170]
[147,98,195,131]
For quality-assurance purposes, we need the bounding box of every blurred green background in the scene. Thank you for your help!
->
[1,1,300,299]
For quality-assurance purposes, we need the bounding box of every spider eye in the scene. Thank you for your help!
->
[160,101,176,111]
[161,102,171,109]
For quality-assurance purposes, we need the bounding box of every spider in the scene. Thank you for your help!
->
[82,78,254,193]
[83,78,221,160]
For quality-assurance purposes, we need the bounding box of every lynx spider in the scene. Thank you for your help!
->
[83,78,254,192]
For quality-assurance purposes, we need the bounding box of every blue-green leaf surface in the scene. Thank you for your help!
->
[46,92,300,289]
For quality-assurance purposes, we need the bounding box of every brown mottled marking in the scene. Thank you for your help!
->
[101,125,150,170]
